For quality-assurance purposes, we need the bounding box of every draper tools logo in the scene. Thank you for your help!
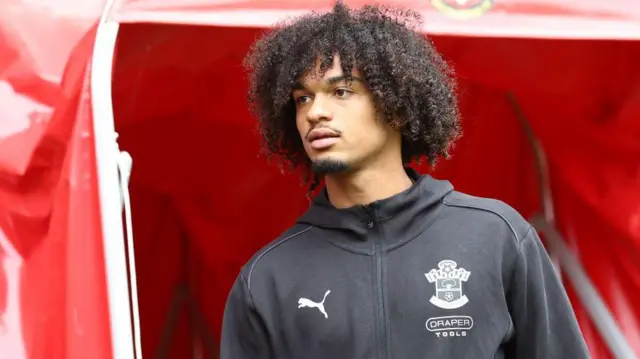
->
[426,315,474,338]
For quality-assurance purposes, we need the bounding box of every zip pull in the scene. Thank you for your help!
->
[363,204,375,228]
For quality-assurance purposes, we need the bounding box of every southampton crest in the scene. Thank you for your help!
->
[425,260,471,309]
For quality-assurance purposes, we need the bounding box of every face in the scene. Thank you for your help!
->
[292,55,399,175]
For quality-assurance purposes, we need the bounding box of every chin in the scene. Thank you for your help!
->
[310,157,351,175]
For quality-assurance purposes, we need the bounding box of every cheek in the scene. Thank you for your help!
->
[295,114,307,137]
[357,127,388,150]
[350,106,387,142]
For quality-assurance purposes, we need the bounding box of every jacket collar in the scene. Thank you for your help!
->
[297,168,454,252]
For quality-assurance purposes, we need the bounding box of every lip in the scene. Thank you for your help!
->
[307,128,341,142]
[307,128,341,150]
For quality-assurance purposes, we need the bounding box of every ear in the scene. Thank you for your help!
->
[374,107,400,128]
[389,114,407,130]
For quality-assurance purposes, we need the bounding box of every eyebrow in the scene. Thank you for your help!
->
[292,75,365,90]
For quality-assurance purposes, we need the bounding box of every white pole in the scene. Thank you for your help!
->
[91,2,141,358]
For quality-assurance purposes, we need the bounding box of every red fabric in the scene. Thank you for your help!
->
[1,0,639,358]
[111,0,640,40]
[0,0,112,358]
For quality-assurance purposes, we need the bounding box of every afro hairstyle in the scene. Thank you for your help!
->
[243,1,461,179]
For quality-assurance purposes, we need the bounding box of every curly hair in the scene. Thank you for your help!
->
[243,1,461,179]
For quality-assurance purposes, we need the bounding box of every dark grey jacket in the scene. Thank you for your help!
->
[220,170,590,359]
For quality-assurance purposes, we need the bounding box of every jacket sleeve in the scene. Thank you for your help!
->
[506,227,590,358]
[220,273,272,359]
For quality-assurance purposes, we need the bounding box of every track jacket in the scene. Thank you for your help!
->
[220,169,589,359]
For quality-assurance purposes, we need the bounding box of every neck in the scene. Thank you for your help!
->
[324,162,413,209]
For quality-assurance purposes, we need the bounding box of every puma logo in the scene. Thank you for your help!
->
[298,290,331,319]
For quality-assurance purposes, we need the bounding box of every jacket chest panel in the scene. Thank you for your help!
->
[382,243,512,357]
[262,233,511,358]
[266,255,377,358]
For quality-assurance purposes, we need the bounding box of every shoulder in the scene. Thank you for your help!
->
[239,223,314,291]
[441,190,533,245]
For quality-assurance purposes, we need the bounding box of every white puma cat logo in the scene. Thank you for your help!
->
[298,290,331,319]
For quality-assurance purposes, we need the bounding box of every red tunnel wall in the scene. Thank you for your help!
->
[111,23,640,358]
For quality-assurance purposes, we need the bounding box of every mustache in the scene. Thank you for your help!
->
[305,126,342,140]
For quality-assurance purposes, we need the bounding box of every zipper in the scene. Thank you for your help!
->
[364,204,387,359]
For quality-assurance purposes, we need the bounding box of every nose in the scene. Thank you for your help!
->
[306,95,332,123]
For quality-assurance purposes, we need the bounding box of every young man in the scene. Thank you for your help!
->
[221,3,589,358]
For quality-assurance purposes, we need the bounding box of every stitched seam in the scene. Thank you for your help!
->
[247,226,312,291]
[444,198,535,349]
[239,272,274,355]
[443,200,520,244]
[518,225,535,251]
[502,226,535,346]
[239,272,256,308]
[505,225,535,292]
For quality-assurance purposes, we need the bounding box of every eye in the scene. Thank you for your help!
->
[334,88,352,98]
[295,95,312,105]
